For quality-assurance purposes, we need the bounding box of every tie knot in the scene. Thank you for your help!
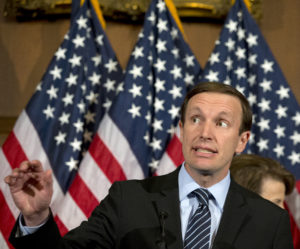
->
[189,188,210,206]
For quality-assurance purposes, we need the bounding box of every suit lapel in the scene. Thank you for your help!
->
[150,168,184,249]
[212,180,251,249]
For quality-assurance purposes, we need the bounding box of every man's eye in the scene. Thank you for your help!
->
[218,121,228,127]
[193,117,200,123]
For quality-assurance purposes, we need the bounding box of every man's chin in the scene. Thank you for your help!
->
[185,163,214,176]
[196,168,214,176]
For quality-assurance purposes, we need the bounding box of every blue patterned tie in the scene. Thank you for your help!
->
[184,188,211,249]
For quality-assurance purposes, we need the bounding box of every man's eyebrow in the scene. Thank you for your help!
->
[217,111,233,117]
[189,106,202,112]
[188,106,236,117]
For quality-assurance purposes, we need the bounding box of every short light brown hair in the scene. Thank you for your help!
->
[231,154,295,195]
[180,82,252,134]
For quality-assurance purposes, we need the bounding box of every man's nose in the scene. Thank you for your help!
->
[199,121,213,140]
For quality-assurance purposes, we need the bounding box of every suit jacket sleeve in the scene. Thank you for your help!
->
[273,210,294,249]
[8,175,181,249]
[9,181,123,249]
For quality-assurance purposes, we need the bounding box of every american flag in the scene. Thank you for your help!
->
[0,0,123,247]
[200,0,300,247]
[55,0,203,234]
[105,0,202,175]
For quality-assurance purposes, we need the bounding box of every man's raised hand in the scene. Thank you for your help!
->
[4,160,53,226]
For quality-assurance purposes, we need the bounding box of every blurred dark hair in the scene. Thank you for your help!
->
[231,154,295,195]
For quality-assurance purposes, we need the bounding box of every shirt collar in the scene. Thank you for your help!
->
[178,162,230,210]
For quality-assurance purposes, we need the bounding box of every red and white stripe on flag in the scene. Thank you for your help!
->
[53,113,145,232]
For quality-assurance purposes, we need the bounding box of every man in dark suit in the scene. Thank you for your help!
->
[5,82,294,249]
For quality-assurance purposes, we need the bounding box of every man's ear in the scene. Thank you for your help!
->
[235,131,250,153]
[179,120,183,143]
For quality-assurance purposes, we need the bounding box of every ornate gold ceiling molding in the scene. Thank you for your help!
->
[3,0,262,22]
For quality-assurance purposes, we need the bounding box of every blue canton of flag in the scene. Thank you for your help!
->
[201,0,300,180]
[108,0,203,175]
[25,0,123,193]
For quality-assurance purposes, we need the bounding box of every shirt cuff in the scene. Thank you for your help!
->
[18,214,48,236]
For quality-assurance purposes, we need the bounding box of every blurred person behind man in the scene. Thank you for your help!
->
[230,153,295,209]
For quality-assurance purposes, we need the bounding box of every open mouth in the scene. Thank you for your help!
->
[195,148,214,153]
[193,146,217,154]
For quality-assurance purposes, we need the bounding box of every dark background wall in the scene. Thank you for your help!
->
[0,0,299,144]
